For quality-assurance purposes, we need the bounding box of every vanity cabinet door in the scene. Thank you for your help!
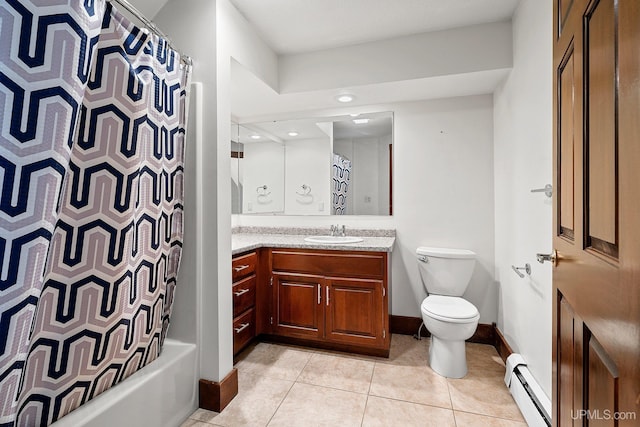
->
[272,272,325,340]
[325,277,386,348]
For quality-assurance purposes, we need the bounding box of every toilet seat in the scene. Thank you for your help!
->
[421,295,479,324]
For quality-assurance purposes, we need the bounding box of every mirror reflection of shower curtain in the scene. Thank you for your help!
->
[332,153,352,214]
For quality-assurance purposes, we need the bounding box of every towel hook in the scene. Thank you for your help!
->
[256,185,271,196]
[296,184,311,196]
[511,263,531,278]
[530,184,553,198]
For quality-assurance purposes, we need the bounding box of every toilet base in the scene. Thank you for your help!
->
[428,336,468,378]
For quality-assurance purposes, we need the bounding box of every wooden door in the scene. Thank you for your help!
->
[325,277,386,348]
[272,272,324,339]
[553,1,640,426]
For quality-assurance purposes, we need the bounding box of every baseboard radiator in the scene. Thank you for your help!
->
[504,354,551,427]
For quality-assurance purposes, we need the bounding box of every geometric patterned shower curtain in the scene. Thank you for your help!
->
[0,2,190,426]
[331,153,351,215]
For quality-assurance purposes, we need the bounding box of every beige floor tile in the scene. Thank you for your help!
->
[297,352,374,394]
[446,343,524,421]
[234,342,313,381]
[454,410,528,426]
[306,344,387,363]
[448,373,525,421]
[465,342,507,374]
[369,363,452,408]
[204,372,294,427]
[267,382,367,427]
[362,395,456,427]
[180,419,221,427]
[380,334,430,367]
[189,408,218,422]
[187,339,528,426]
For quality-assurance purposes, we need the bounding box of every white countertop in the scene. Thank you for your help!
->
[232,228,395,255]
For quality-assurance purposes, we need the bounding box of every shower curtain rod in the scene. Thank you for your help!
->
[107,0,193,67]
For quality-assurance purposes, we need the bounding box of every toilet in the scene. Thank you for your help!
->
[416,246,480,378]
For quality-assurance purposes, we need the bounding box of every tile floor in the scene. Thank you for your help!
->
[181,335,527,427]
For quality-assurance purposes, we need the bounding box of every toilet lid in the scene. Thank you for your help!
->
[421,295,479,321]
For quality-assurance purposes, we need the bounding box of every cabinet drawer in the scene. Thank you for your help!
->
[233,275,256,317]
[232,251,257,282]
[233,308,255,355]
[272,249,386,279]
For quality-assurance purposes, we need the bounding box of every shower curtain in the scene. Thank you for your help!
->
[332,153,352,215]
[0,1,190,425]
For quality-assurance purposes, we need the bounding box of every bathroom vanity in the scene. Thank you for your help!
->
[231,228,394,357]
[231,251,258,354]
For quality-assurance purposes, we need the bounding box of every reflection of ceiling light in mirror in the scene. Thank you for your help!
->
[353,118,370,124]
[250,134,261,139]
[287,131,299,137]
[336,94,355,103]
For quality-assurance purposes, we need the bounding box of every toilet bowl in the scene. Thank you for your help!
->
[416,247,479,378]
[421,295,480,378]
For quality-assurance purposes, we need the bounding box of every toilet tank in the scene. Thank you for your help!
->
[416,247,476,296]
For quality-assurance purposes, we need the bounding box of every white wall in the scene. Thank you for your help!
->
[353,138,379,215]
[154,0,221,385]
[242,142,285,213]
[334,136,391,215]
[378,134,391,215]
[154,0,280,386]
[493,0,552,398]
[236,96,497,324]
[284,138,331,215]
[279,22,512,93]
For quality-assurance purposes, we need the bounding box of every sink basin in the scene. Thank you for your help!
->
[303,235,364,244]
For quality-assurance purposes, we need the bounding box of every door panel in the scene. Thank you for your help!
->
[558,0,575,35]
[558,45,576,240]
[585,0,618,258]
[557,296,578,426]
[553,0,640,426]
[586,333,619,427]
[325,277,384,347]
[273,273,324,339]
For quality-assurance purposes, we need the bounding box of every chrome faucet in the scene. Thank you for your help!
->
[330,224,345,236]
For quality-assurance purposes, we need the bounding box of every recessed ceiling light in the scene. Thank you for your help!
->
[287,131,299,137]
[349,113,360,117]
[336,94,355,103]
[250,134,261,139]
[353,118,370,124]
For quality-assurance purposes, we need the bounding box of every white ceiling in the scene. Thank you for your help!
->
[124,0,520,120]
[124,0,168,20]
[231,59,510,120]
[229,0,519,120]
[235,112,393,144]
[229,0,520,55]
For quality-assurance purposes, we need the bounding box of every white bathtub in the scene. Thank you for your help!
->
[51,339,198,427]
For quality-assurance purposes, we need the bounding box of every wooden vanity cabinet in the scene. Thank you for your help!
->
[269,248,390,356]
[325,277,385,348]
[271,272,325,339]
[232,251,257,355]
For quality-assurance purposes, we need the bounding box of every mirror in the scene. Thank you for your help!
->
[231,112,392,216]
